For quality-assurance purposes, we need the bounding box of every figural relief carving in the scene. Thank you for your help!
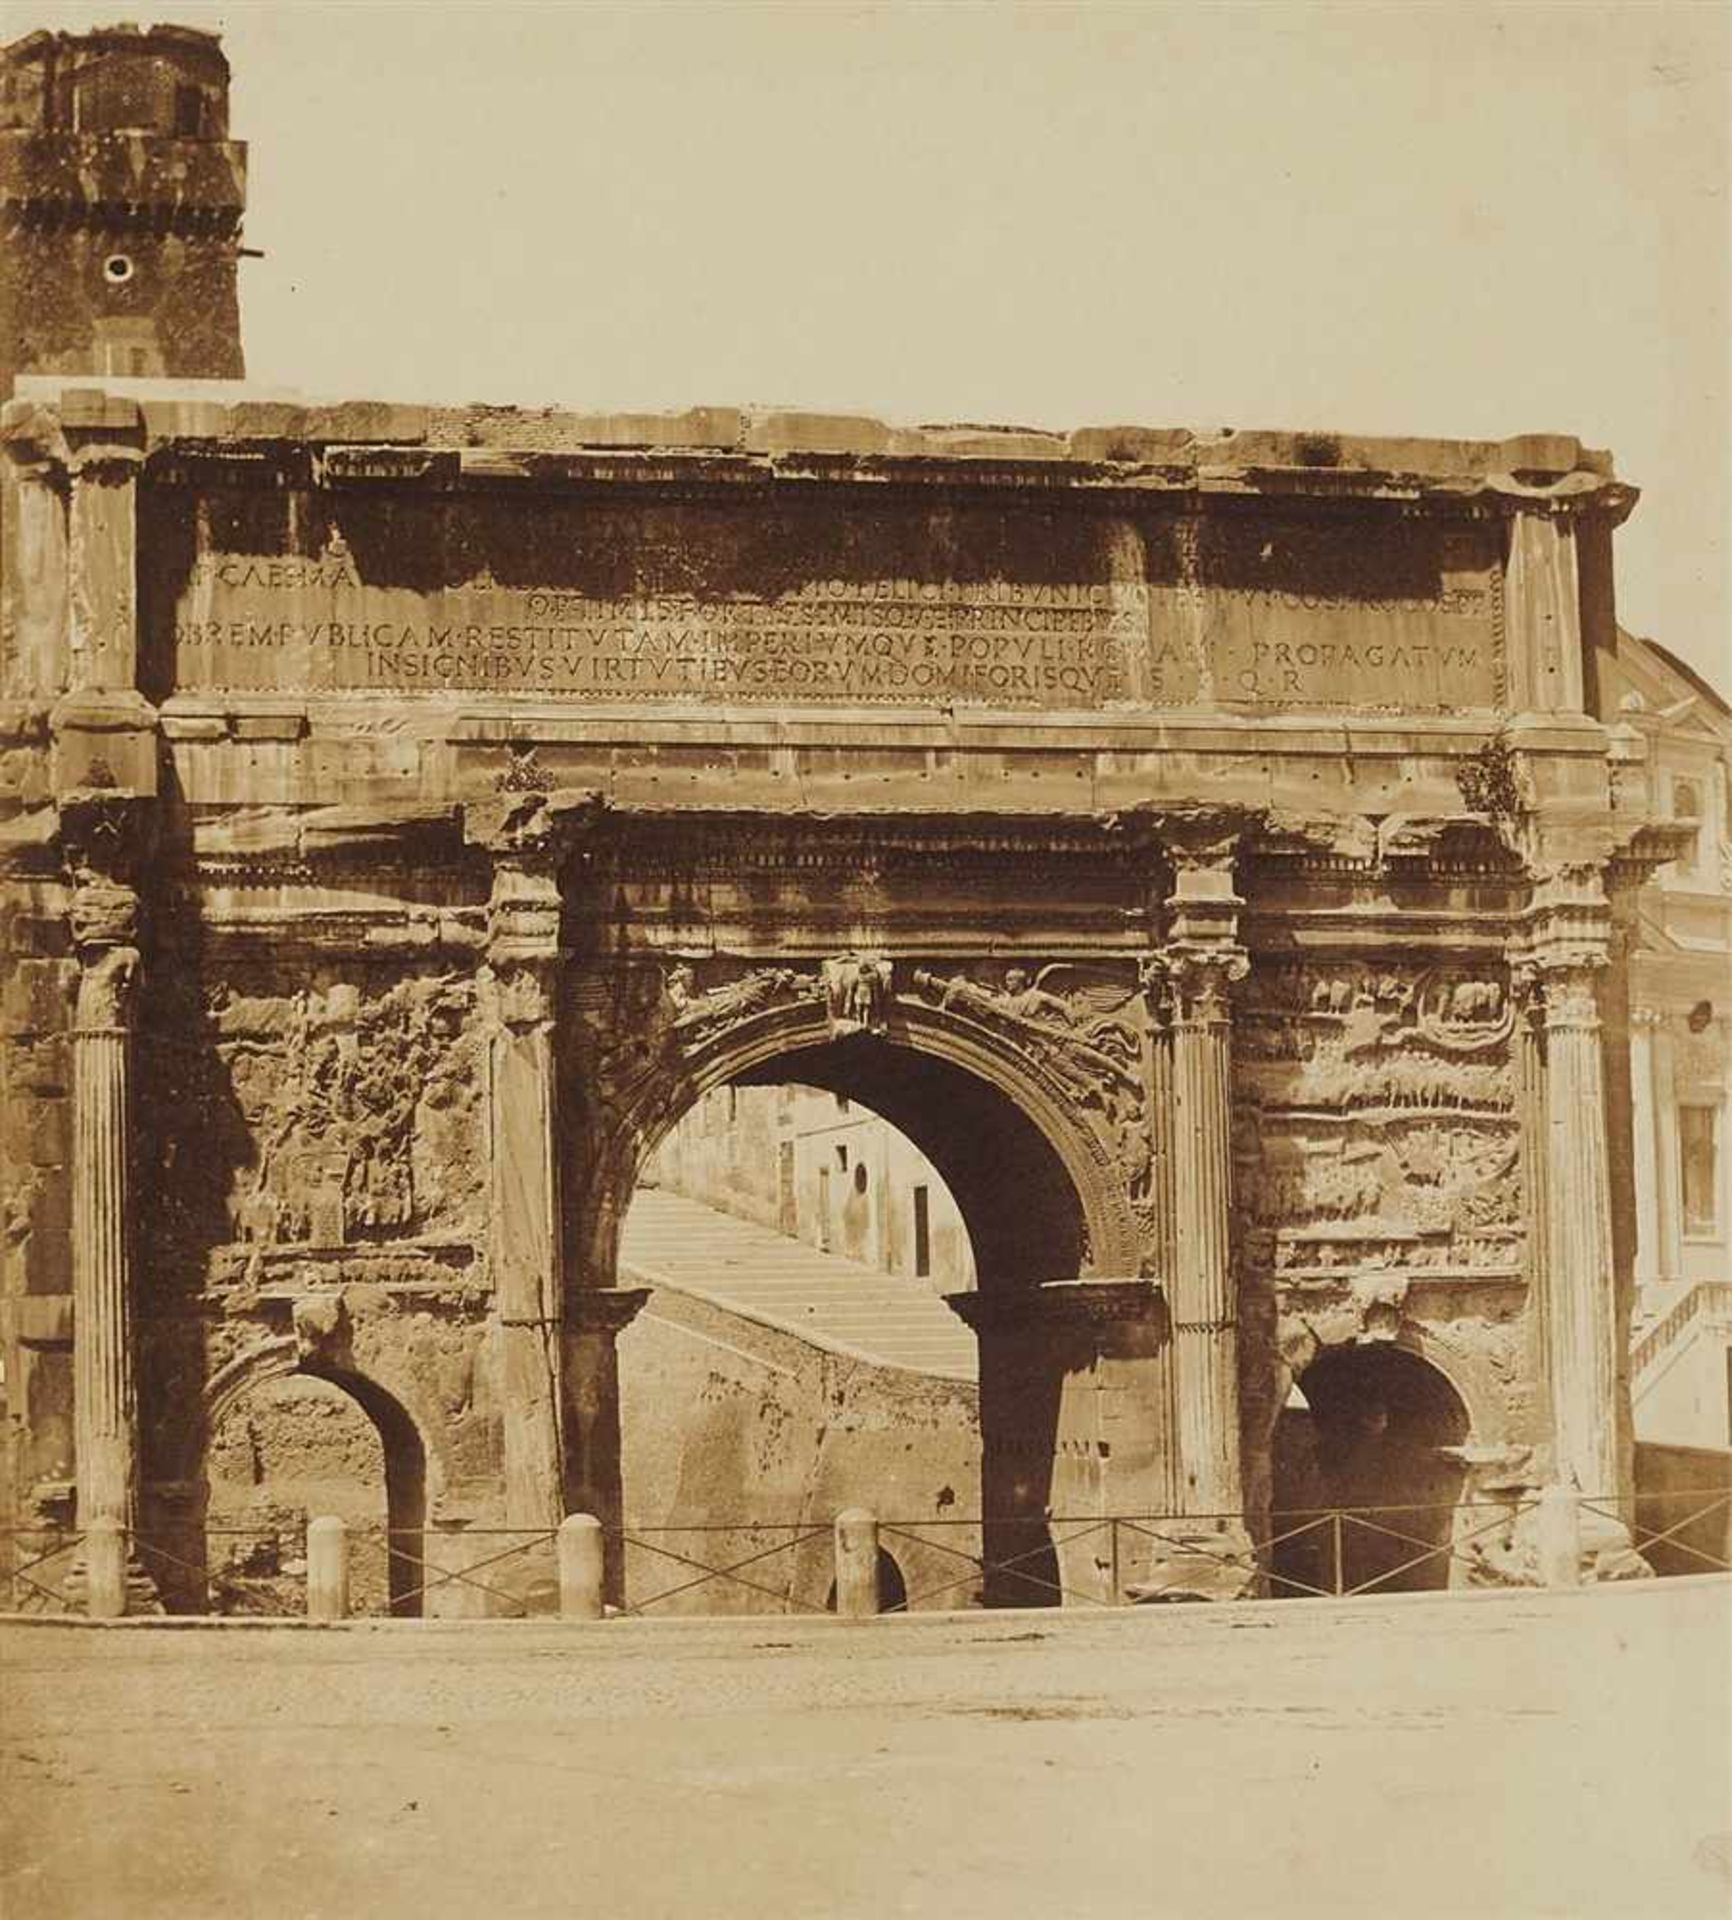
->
[1234,960,1522,1290]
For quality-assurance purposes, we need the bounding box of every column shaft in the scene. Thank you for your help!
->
[71,951,137,1529]
[1142,1001,1182,1515]
[489,989,565,1529]
[1542,973,1622,1499]
[1169,977,1243,1518]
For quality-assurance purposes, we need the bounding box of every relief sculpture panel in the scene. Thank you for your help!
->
[1233,961,1523,1314]
[142,964,486,1290]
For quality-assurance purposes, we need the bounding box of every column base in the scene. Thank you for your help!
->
[1125,1520,1257,1604]
[1463,1498,1655,1589]
[60,1551,166,1618]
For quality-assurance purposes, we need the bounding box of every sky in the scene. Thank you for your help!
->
[13,0,1731,687]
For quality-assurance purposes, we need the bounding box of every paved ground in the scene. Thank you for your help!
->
[3,1578,1729,1920]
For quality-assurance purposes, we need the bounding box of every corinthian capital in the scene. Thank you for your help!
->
[69,878,139,954]
[1161,943,1250,1024]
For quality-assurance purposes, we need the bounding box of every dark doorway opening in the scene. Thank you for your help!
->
[205,1365,427,1617]
[1271,1344,1469,1596]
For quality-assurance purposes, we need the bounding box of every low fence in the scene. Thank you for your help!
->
[6,1486,1727,1622]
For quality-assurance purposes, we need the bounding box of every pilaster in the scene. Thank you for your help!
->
[1504,507,1584,714]
[51,395,157,797]
[561,1286,649,1605]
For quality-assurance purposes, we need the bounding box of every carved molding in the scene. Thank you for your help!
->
[565,1287,651,1335]
[945,1277,1162,1333]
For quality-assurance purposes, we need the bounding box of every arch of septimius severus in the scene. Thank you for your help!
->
[0,379,1688,1606]
[1,24,1696,1613]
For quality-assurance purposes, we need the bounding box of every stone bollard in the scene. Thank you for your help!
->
[558,1513,606,1620]
[84,1516,127,1620]
[1536,1486,1582,1590]
[834,1508,880,1618]
[306,1515,349,1621]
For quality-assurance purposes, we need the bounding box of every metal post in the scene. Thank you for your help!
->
[306,1515,349,1621]
[1330,1510,1344,1596]
[834,1508,880,1618]
[85,1515,127,1619]
[558,1513,606,1620]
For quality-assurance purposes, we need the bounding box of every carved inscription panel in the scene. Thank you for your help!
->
[148,487,1505,713]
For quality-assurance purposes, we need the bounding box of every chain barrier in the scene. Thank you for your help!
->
[614,1524,833,1616]
[0,1527,85,1614]
[348,1527,560,1618]
[4,1491,1725,1620]
[1587,1487,1732,1577]
[131,1524,309,1617]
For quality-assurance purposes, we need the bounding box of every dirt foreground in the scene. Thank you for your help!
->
[3,1578,1729,1920]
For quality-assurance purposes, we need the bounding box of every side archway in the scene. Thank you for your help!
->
[197,1339,431,1616]
[1271,1340,1472,1597]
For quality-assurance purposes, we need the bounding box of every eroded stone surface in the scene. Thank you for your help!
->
[0,371,1678,1612]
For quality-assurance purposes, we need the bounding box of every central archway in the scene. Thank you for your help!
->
[728,1033,1088,1291]
[604,1007,1147,1609]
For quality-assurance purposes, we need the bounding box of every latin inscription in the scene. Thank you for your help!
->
[174,571,1152,705]
[163,516,1506,711]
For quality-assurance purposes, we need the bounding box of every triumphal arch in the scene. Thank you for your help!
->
[0,393,1682,1605]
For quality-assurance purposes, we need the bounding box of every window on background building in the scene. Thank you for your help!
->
[1679,1104,1721,1237]
[1671,777,1705,878]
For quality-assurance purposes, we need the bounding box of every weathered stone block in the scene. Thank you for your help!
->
[1,958,72,1034]
[17,1095,68,1166]
[57,390,144,434]
[50,688,159,796]
[231,712,307,743]
[23,1223,71,1294]
[14,1292,73,1345]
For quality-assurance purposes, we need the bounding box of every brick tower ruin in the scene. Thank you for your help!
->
[0,22,246,392]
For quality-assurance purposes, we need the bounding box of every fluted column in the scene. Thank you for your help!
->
[69,883,140,1530]
[484,855,567,1530]
[1527,872,1623,1501]
[1515,966,1552,1406]
[1166,944,1249,1516]
[1158,834,1250,1524]
[1138,959,1182,1516]
[1540,962,1622,1499]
